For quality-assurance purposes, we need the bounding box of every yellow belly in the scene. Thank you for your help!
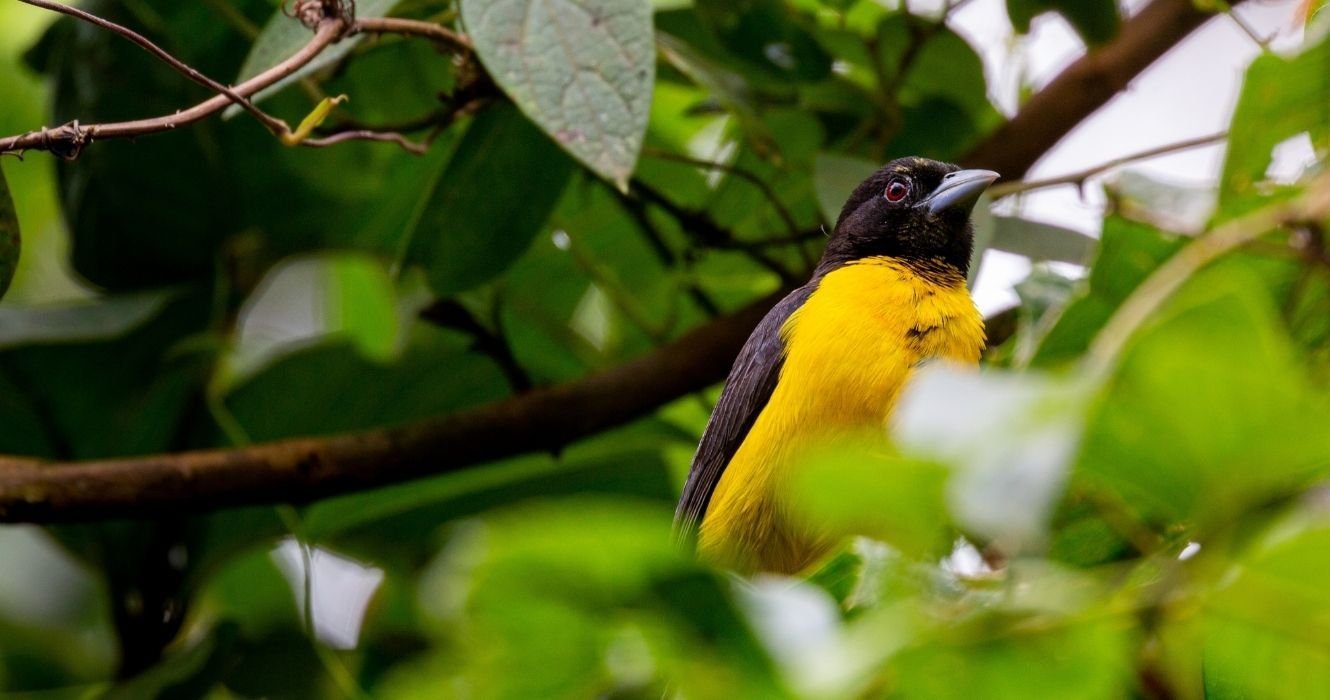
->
[697,257,984,574]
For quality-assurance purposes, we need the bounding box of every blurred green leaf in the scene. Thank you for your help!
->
[462,0,655,188]
[404,103,575,296]
[0,291,172,349]
[1006,0,1120,45]
[1077,265,1330,525]
[694,0,833,84]
[1221,32,1330,202]
[0,167,17,300]
[784,438,952,558]
[1201,515,1330,699]
[1032,216,1185,366]
[891,610,1132,699]
[100,623,238,700]
[990,216,1097,265]
[226,0,398,116]
[894,367,1087,552]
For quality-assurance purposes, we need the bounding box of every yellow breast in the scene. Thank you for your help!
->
[697,257,984,573]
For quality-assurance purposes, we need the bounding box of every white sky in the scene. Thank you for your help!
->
[936,0,1306,313]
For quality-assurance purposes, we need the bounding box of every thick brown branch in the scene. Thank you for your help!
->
[0,0,1230,522]
[961,0,1243,179]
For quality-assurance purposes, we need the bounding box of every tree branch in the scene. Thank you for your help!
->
[0,0,1240,522]
[988,132,1227,198]
[961,0,1244,180]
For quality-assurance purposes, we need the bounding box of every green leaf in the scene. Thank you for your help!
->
[404,103,575,296]
[1201,516,1330,699]
[0,291,172,349]
[1220,34,1330,202]
[1076,265,1330,525]
[0,166,18,300]
[225,0,398,116]
[1031,217,1185,366]
[892,610,1132,699]
[783,439,952,558]
[1006,0,1120,45]
[461,0,655,188]
[693,0,833,83]
[989,216,1097,265]
[217,252,402,391]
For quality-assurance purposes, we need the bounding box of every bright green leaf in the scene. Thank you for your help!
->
[462,0,655,188]
[1220,33,1330,202]
[1077,266,1330,525]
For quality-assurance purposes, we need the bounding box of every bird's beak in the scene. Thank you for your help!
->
[923,169,1000,215]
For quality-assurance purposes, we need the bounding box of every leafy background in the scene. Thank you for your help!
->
[0,0,1329,697]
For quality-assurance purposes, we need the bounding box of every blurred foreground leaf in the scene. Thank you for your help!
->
[1078,265,1330,526]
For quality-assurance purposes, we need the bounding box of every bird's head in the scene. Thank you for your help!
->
[822,157,999,277]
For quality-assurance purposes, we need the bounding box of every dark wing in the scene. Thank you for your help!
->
[674,284,815,537]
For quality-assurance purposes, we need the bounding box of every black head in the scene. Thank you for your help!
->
[820,157,998,277]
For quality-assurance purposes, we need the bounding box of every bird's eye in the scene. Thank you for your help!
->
[884,179,910,203]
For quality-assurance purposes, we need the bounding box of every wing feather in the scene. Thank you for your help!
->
[673,284,815,537]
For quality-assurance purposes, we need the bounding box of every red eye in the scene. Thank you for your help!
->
[885,179,910,202]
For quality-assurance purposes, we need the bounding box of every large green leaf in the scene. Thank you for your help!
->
[1006,0,1120,45]
[1220,33,1330,202]
[404,103,575,296]
[462,0,655,188]
[1076,265,1330,526]
[0,167,17,300]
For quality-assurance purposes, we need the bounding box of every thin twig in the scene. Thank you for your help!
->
[988,132,1227,198]
[16,0,287,135]
[303,129,428,153]
[354,16,472,52]
[0,19,346,157]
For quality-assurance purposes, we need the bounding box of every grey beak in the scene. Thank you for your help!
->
[923,169,1000,215]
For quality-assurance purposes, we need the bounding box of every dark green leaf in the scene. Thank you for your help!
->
[462,0,655,188]
[694,0,833,83]
[0,166,18,300]
[1006,0,1120,45]
[403,103,575,296]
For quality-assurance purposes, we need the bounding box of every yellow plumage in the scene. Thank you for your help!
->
[697,257,985,574]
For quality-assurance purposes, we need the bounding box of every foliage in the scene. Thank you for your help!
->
[0,0,1329,698]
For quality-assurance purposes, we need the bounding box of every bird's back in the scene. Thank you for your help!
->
[697,256,984,573]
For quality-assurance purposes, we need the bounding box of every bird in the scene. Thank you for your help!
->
[674,157,997,574]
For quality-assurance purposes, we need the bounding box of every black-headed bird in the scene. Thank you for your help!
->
[674,157,997,574]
